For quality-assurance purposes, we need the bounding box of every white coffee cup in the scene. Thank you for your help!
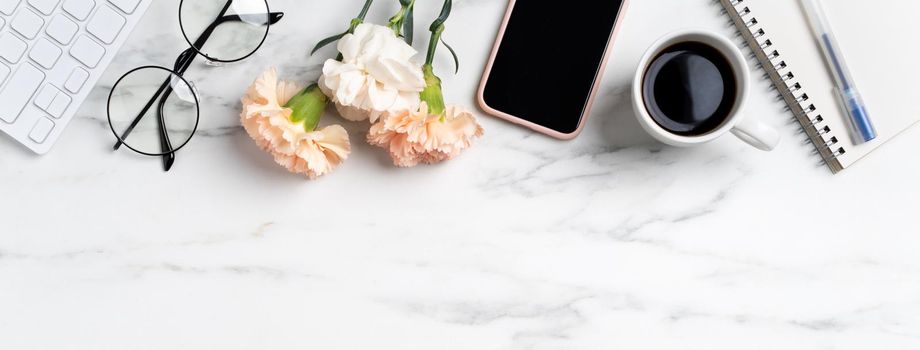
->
[632,30,780,151]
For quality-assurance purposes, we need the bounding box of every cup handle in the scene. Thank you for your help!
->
[731,117,780,151]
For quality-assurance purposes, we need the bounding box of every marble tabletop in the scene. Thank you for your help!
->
[2,0,919,349]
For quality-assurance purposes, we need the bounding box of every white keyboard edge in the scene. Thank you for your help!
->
[0,0,153,155]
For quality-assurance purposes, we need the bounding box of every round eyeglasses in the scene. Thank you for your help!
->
[108,0,284,171]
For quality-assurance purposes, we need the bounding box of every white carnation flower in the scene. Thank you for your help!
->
[319,23,426,123]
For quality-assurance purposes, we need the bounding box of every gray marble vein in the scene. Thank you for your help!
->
[1,0,919,349]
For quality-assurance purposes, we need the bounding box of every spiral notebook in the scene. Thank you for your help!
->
[720,0,920,173]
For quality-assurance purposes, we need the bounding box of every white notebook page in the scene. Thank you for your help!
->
[747,0,920,169]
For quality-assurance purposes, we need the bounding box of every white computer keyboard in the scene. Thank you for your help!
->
[0,0,151,154]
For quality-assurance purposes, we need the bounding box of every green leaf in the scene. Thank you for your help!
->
[403,4,414,44]
[441,38,459,74]
[311,31,348,55]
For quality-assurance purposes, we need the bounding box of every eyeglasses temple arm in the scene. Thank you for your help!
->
[154,49,198,170]
[148,48,197,171]
[218,12,284,26]
[156,100,176,171]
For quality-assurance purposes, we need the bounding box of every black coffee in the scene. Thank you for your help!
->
[642,42,737,136]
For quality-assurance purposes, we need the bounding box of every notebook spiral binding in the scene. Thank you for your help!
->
[719,0,846,173]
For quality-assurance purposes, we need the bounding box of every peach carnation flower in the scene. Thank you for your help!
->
[368,102,483,167]
[241,68,351,179]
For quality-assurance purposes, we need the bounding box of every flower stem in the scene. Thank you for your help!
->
[425,0,452,66]
[357,0,374,21]
[387,0,415,36]
[418,0,453,116]
[424,26,443,67]
[285,84,329,132]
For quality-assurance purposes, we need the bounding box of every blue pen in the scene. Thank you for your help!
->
[801,0,877,143]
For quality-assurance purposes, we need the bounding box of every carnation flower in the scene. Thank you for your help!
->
[318,23,425,123]
[241,68,351,179]
[368,102,483,167]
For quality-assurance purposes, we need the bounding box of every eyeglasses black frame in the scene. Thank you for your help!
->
[107,65,201,158]
[108,0,284,171]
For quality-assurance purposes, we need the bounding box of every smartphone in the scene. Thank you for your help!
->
[478,0,629,139]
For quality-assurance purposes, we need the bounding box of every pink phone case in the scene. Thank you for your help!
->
[477,0,630,140]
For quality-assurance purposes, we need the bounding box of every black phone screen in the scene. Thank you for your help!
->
[482,1,625,134]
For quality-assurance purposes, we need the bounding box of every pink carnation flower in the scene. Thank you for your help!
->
[367,102,483,167]
[241,69,351,179]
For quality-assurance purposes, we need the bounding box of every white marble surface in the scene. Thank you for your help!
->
[2,0,920,349]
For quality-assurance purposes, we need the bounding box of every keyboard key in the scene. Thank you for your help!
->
[106,0,136,14]
[11,9,44,39]
[0,64,44,123]
[63,67,87,93]
[62,0,92,20]
[0,0,20,15]
[70,35,104,67]
[87,5,124,44]
[46,15,78,44]
[33,84,57,109]
[0,33,27,63]
[47,92,70,118]
[0,64,9,84]
[29,38,62,69]
[28,116,54,142]
[0,17,6,29]
[28,0,59,15]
